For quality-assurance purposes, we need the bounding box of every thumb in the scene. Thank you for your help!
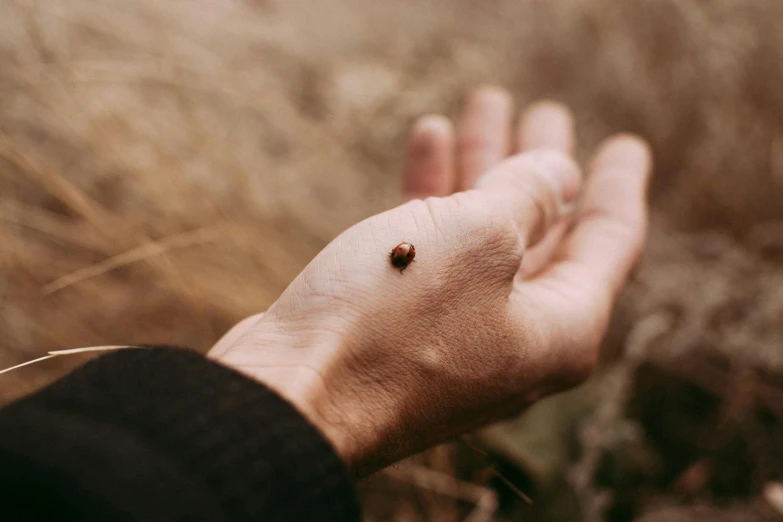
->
[474,150,581,249]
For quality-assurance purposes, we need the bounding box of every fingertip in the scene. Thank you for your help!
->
[469,85,513,109]
[518,100,575,153]
[404,114,455,199]
[523,149,582,204]
[592,134,652,175]
[413,114,454,140]
[524,100,573,127]
[526,99,570,113]
[408,114,454,161]
[477,150,582,247]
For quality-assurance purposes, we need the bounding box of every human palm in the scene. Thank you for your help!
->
[210,87,651,475]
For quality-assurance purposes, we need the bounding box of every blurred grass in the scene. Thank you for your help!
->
[1,0,783,520]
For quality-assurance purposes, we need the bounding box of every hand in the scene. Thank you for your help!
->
[209,86,652,476]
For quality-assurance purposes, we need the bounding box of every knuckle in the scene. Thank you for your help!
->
[437,192,524,273]
[393,193,524,287]
[462,194,523,259]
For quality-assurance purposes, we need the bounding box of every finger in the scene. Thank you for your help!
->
[456,86,513,190]
[476,150,582,249]
[508,136,651,386]
[515,101,577,276]
[537,135,652,295]
[516,100,575,154]
[403,115,456,200]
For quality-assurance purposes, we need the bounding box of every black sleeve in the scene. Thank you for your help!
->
[0,346,360,522]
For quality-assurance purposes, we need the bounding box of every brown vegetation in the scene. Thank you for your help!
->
[1,1,782,520]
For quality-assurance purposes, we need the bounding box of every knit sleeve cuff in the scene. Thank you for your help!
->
[0,346,359,522]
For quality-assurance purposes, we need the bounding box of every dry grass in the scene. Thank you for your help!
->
[2,0,783,520]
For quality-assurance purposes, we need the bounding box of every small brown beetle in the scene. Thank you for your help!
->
[389,242,416,272]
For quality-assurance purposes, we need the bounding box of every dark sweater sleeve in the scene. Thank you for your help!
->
[0,346,360,522]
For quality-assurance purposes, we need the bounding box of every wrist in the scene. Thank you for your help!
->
[211,314,382,474]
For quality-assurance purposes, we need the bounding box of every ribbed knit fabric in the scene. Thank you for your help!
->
[0,347,360,521]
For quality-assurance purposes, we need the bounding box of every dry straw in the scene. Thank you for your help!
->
[0,346,131,376]
[4,0,783,518]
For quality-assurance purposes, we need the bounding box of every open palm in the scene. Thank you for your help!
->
[210,87,651,475]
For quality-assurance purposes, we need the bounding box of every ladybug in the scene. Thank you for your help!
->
[390,242,416,272]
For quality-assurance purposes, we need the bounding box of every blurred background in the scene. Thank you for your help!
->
[1,0,783,520]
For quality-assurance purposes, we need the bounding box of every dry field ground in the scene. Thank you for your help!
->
[1,1,782,520]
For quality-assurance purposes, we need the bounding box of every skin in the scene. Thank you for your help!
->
[209,86,652,477]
